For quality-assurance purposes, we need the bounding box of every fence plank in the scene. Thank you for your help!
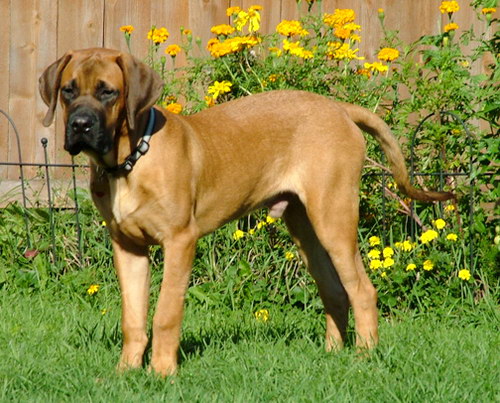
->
[0,0,11,179]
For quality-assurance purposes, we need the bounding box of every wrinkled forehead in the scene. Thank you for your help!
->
[61,54,124,91]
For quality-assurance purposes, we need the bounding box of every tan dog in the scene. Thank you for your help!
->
[39,48,452,376]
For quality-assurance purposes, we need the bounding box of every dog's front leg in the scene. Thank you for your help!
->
[151,226,198,377]
[112,238,151,372]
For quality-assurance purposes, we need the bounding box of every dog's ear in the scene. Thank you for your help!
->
[39,52,73,127]
[116,53,164,131]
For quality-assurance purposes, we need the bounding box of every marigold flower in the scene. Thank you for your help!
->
[369,236,381,246]
[182,28,192,36]
[254,309,269,322]
[327,42,364,61]
[369,259,383,270]
[383,257,395,268]
[283,39,312,58]
[285,251,295,261]
[395,240,413,252]
[356,68,370,78]
[120,25,134,34]
[367,249,381,259]
[266,215,276,224]
[383,247,394,258]
[87,284,100,295]
[334,23,361,40]
[235,8,261,33]
[444,22,459,32]
[378,47,399,62]
[147,27,169,44]
[208,80,233,100]
[423,260,434,271]
[233,229,245,240]
[205,96,215,107]
[249,5,263,11]
[446,233,458,241]
[433,219,446,230]
[226,6,241,16]
[276,20,309,37]
[380,271,387,278]
[364,61,388,73]
[211,24,235,36]
[323,9,356,28]
[445,204,455,212]
[166,102,182,114]
[420,229,439,244]
[406,263,416,271]
[165,44,182,57]
[481,7,496,14]
[439,1,460,14]
[458,269,471,281]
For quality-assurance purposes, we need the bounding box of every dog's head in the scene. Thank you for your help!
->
[39,48,163,157]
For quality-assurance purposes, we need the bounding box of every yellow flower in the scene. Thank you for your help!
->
[120,25,134,34]
[439,1,460,14]
[276,20,309,37]
[377,8,384,14]
[211,24,235,36]
[369,259,382,270]
[383,247,394,258]
[383,257,395,268]
[446,233,458,241]
[433,219,446,230]
[147,27,169,44]
[458,269,471,281]
[395,240,413,252]
[327,42,364,61]
[249,5,263,12]
[233,229,245,240]
[367,249,381,259]
[226,6,241,16]
[87,284,100,295]
[481,7,496,14]
[377,47,399,62]
[235,7,261,33]
[101,220,107,227]
[423,260,434,271]
[369,236,381,246]
[334,23,361,40]
[165,44,182,57]
[323,9,356,28]
[166,103,182,114]
[380,271,387,278]
[445,204,455,212]
[444,22,459,32]
[420,229,439,244]
[406,263,416,271]
[356,68,371,78]
[254,308,269,322]
[364,61,388,73]
[182,28,192,36]
[205,96,215,107]
[208,80,233,100]
[256,221,267,230]
[101,308,108,315]
[266,215,277,224]
[285,251,295,261]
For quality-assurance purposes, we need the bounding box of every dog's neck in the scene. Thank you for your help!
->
[104,108,156,176]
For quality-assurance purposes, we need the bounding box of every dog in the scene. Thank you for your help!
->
[39,48,453,376]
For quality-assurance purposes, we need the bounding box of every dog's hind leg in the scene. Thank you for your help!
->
[283,198,349,351]
[304,187,379,350]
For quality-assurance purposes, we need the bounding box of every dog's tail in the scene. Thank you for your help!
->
[340,103,454,202]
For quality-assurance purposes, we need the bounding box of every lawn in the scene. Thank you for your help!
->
[1,276,498,402]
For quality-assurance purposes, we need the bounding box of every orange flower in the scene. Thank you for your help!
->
[165,44,182,57]
[166,103,182,114]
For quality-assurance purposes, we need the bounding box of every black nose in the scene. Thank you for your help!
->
[71,115,93,135]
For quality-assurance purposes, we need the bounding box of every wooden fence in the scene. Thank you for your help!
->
[0,0,494,183]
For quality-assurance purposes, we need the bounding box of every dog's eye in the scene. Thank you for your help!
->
[99,88,118,101]
[61,86,75,100]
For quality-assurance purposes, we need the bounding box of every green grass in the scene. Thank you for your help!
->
[1,277,498,402]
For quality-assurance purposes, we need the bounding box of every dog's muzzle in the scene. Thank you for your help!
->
[65,107,111,156]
